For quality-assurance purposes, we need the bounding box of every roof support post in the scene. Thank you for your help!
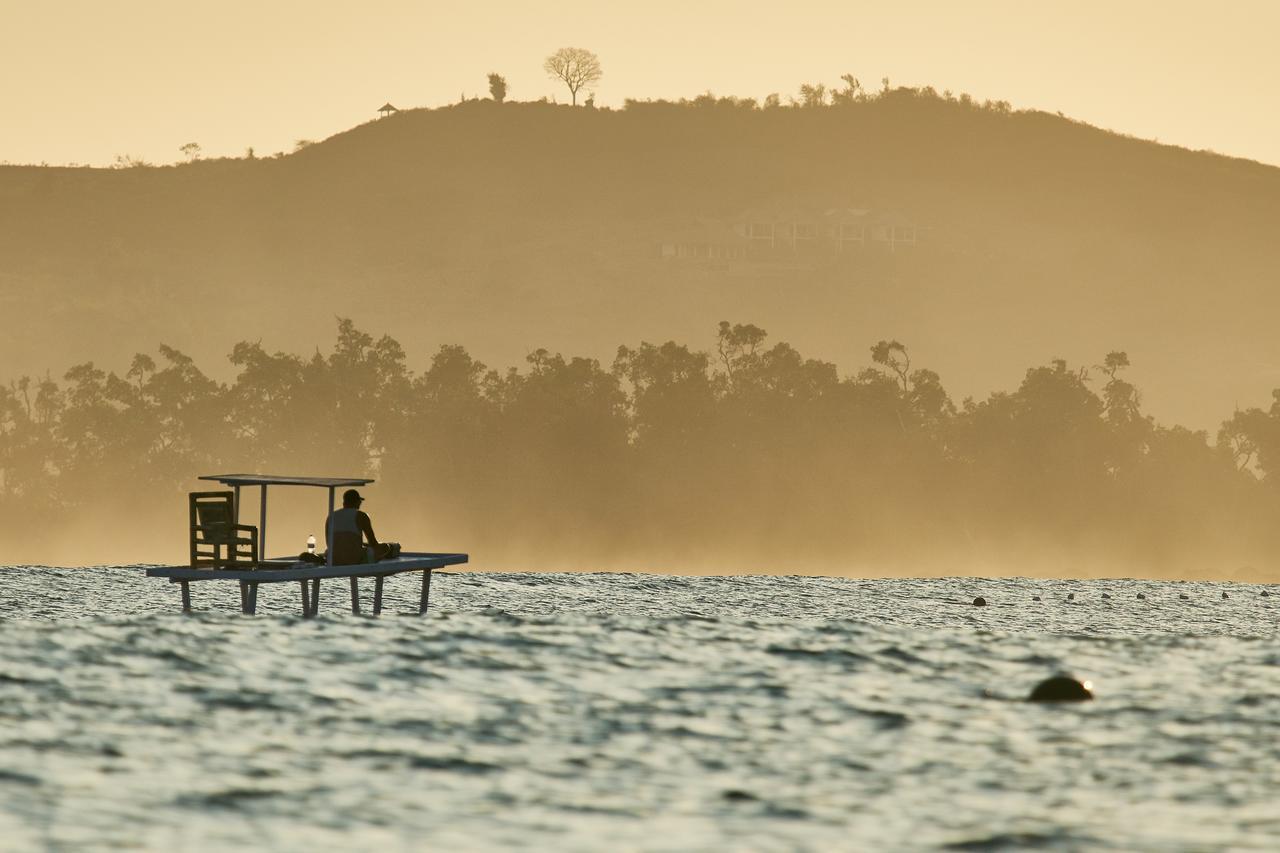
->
[299,580,309,616]
[259,485,268,563]
[373,576,384,615]
[180,581,191,613]
[350,577,360,615]
[326,487,335,568]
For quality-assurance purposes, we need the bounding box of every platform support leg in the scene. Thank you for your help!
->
[373,576,385,616]
[299,580,309,616]
[239,581,249,615]
[180,581,191,613]
[248,582,259,615]
[309,579,321,616]
[419,569,433,615]
[350,577,361,615]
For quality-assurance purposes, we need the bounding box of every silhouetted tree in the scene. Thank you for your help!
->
[179,142,202,162]
[798,83,827,107]
[715,321,767,391]
[112,154,151,169]
[543,47,602,106]
[870,340,911,392]
[831,74,862,104]
[1219,411,1262,472]
[488,73,508,103]
[1218,396,1280,481]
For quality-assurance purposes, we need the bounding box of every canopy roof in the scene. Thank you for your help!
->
[200,474,375,488]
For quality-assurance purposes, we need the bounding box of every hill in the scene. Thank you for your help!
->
[3,90,1280,429]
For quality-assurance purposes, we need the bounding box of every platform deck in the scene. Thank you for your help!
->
[147,552,468,582]
[145,552,468,617]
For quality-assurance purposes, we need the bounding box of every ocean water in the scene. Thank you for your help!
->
[0,568,1277,851]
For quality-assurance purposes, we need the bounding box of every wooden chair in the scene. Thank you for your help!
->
[189,491,259,569]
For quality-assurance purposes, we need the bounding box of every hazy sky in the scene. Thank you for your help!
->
[3,1,1278,167]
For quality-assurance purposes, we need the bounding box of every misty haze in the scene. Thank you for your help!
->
[4,90,1280,577]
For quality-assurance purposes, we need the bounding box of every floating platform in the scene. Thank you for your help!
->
[146,552,469,616]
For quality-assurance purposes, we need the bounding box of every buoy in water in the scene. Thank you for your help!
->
[1067,593,1075,601]
[1032,595,1041,601]
[1102,593,1111,599]
[1179,593,1189,600]
[1136,593,1146,600]
[1028,675,1094,703]
[1262,591,1271,597]
[1222,591,1229,599]
[973,597,987,607]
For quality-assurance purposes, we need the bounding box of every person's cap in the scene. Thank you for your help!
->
[343,488,365,505]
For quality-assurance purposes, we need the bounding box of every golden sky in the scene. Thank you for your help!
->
[2,0,1278,167]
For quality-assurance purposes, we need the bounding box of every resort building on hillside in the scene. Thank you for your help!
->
[658,219,750,261]
[659,206,920,261]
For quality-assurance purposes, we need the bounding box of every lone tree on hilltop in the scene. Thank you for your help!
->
[488,73,508,103]
[179,142,201,162]
[543,47,602,106]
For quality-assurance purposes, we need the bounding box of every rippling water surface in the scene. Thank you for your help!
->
[0,567,1277,850]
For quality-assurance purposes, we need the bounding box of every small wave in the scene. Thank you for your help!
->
[943,831,1085,850]
[175,788,287,809]
[407,755,501,774]
[764,644,874,666]
[0,770,40,786]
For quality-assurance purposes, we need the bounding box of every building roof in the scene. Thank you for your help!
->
[873,210,916,227]
[733,204,850,224]
[378,102,398,112]
[823,207,873,222]
[663,217,749,244]
[199,474,375,488]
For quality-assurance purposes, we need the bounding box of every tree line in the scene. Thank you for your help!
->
[2,320,1277,573]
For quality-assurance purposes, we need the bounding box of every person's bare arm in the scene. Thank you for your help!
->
[358,511,381,548]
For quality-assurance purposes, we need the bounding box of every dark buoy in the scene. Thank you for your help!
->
[1136,593,1146,600]
[1179,593,1189,600]
[1262,591,1271,597]
[1102,593,1111,599]
[1032,595,1041,601]
[972,597,987,607]
[1028,675,1094,703]
[1067,593,1075,601]
[1222,591,1229,599]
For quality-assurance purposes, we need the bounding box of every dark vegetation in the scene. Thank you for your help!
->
[3,86,1280,435]
[3,320,1278,576]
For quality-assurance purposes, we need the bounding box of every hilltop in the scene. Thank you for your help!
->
[3,90,1280,428]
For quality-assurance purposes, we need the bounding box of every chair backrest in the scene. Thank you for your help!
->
[190,492,235,542]
[189,490,259,569]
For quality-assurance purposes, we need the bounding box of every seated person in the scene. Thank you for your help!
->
[324,489,394,565]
